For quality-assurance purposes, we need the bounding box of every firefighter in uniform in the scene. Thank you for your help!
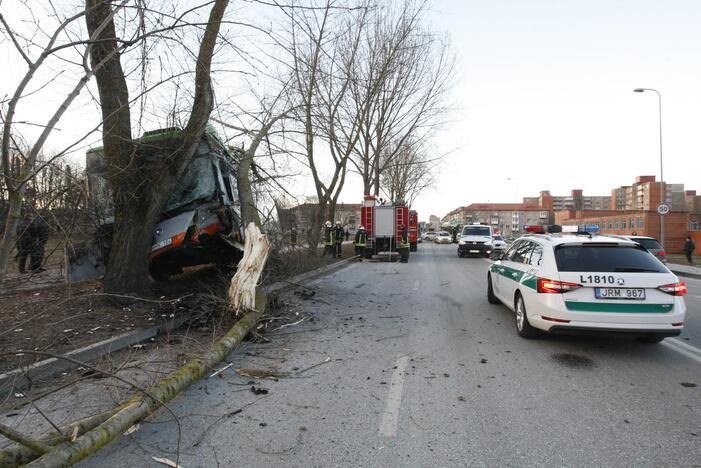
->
[354,225,367,261]
[398,223,410,263]
[323,221,335,256]
[334,220,344,258]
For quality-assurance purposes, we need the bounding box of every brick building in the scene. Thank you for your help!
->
[555,210,700,254]
[443,203,549,239]
[609,175,687,211]
[523,190,610,211]
[277,202,361,236]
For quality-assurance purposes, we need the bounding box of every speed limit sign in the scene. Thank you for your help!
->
[657,203,671,215]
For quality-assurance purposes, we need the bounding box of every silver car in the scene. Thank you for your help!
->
[434,231,452,244]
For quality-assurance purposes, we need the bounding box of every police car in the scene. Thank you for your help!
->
[486,225,687,342]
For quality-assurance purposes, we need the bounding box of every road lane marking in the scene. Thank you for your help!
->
[378,355,410,437]
[662,338,701,365]
[412,280,420,291]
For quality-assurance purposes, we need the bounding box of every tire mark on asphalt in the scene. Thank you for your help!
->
[378,355,410,437]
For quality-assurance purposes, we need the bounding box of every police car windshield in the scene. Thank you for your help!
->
[554,245,667,273]
[462,226,491,236]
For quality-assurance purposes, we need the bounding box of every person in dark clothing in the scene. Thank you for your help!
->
[16,213,33,274]
[323,221,335,256]
[354,225,367,261]
[683,235,696,265]
[345,229,350,242]
[16,213,49,273]
[398,224,410,263]
[334,221,344,257]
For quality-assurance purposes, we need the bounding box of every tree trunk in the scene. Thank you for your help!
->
[236,149,261,229]
[0,190,23,282]
[87,0,230,293]
[25,311,260,467]
[307,202,326,255]
[227,223,269,313]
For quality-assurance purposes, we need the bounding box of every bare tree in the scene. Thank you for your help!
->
[280,0,371,251]
[349,0,454,197]
[380,138,435,206]
[0,3,128,281]
[85,0,231,293]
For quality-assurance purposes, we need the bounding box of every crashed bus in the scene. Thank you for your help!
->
[67,126,244,282]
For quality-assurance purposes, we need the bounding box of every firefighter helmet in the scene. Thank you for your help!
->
[358,225,365,230]
[325,221,332,227]
[336,220,341,225]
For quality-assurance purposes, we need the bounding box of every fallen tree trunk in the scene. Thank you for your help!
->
[0,408,122,467]
[9,225,270,467]
[24,311,261,467]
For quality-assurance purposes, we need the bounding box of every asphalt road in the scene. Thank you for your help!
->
[85,242,701,467]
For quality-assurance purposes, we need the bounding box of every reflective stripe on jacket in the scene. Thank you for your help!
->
[354,230,367,247]
[324,227,335,246]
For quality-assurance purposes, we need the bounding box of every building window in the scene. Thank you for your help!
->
[637,217,644,228]
[621,220,626,229]
[608,221,613,229]
[690,219,700,231]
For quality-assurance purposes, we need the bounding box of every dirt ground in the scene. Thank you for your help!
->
[0,242,355,375]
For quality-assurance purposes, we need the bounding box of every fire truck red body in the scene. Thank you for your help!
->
[360,195,410,257]
[408,210,418,252]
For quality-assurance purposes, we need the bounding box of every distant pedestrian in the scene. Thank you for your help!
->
[16,213,33,274]
[323,221,335,256]
[354,225,367,261]
[334,221,343,257]
[345,229,350,242]
[290,226,298,245]
[683,235,696,265]
[398,224,410,263]
[16,213,49,273]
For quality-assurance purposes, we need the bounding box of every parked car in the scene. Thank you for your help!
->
[434,231,452,244]
[627,236,667,263]
[487,231,686,343]
[492,235,508,253]
[424,231,438,241]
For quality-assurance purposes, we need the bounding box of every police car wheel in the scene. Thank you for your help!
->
[487,274,500,304]
[635,335,665,344]
[515,293,539,338]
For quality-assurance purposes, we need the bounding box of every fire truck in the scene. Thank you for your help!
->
[360,195,410,258]
[408,210,419,252]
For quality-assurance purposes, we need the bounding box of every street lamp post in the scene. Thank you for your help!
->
[633,88,664,247]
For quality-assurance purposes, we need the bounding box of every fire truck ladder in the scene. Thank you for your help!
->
[395,206,405,241]
[364,205,374,250]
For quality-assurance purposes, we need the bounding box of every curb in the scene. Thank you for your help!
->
[0,256,355,397]
[264,255,357,293]
[0,315,190,397]
[669,269,701,281]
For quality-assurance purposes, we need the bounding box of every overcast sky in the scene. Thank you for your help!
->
[3,1,701,223]
[401,0,701,220]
